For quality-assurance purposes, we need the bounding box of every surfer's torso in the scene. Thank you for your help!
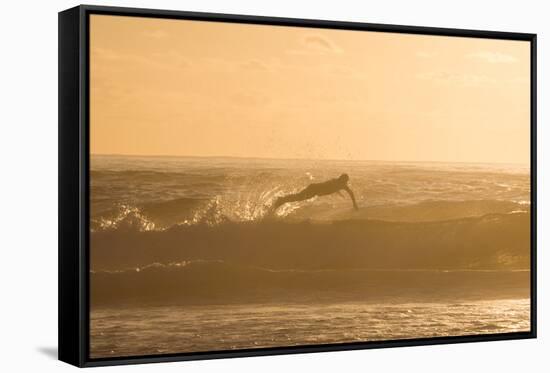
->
[306,178,346,197]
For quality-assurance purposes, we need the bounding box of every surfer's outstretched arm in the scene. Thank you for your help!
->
[343,186,359,210]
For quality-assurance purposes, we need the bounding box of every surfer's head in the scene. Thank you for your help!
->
[338,173,350,183]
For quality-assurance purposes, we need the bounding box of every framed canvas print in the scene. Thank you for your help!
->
[58,5,537,367]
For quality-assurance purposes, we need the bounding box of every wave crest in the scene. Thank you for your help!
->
[91,197,530,233]
[92,204,157,232]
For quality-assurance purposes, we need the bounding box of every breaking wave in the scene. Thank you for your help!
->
[91,211,530,272]
[90,197,530,232]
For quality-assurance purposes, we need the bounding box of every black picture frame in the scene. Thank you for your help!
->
[59,4,537,368]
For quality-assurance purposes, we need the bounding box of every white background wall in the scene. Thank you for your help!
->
[0,0,547,371]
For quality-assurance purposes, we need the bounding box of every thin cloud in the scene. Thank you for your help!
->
[417,71,495,87]
[240,59,270,72]
[467,51,517,64]
[143,29,168,39]
[92,47,191,73]
[304,34,341,53]
[287,33,343,55]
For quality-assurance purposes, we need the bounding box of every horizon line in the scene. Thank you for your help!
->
[90,152,530,167]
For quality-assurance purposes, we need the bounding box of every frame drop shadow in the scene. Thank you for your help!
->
[37,346,58,360]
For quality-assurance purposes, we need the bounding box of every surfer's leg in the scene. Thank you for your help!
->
[273,194,295,209]
[271,186,316,213]
[295,185,316,201]
[272,190,306,211]
[283,187,315,203]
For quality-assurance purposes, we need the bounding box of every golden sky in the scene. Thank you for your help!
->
[90,15,530,164]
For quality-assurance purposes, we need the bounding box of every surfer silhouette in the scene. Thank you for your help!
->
[271,173,359,213]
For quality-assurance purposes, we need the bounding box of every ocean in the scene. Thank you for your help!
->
[89,155,531,358]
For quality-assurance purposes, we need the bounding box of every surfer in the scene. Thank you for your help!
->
[271,173,359,213]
